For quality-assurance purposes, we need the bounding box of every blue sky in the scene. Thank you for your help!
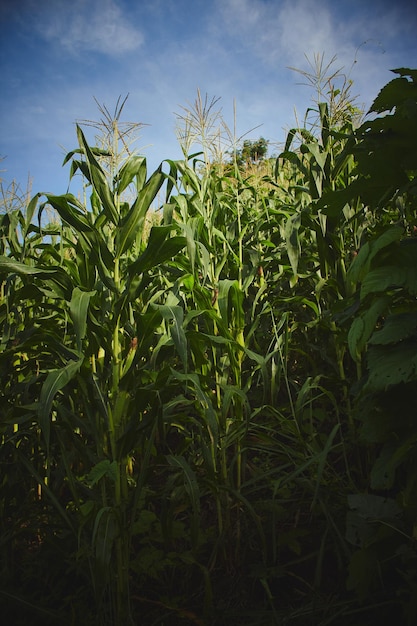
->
[1,0,416,199]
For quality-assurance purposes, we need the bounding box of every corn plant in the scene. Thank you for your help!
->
[2,69,416,625]
[0,121,187,624]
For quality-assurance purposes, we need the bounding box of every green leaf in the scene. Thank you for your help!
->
[87,460,118,486]
[69,287,96,353]
[128,225,186,276]
[115,155,147,195]
[360,265,414,299]
[92,506,118,566]
[368,311,417,346]
[284,213,301,277]
[0,255,73,298]
[38,357,83,452]
[116,165,164,257]
[218,279,244,332]
[370,72,417,114]
[305,142,328,171]
[0,255,60,276]
[348,296,389,359]
[76,125,118,224]
[167,454,201,547]
[44,193,93,233]
[154,304,188,370]
[365,341,417,391]
[348,226,403,285]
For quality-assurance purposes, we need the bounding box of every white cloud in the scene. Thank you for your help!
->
[36,0,144,56]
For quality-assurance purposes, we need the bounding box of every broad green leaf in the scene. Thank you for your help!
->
[0,255,73,298]
[305,142,328,171]
[115,155,146,195]
[69,287,96,353]
[154,304,188,370]
[370,72,417,114]
[88,460,118,486]
[0,255,59,275]
[361,265,409,299]
[116,165,164,257]
[44,193,93,233]
[348,296,389,359]
[365,341,417,391]
[348,226,403,285]
[218,279,244,332]
[24,193,41,234]
[38,357,83,452]
[128,225,186,276]
[368,311,417,346]
[76,125,118,224]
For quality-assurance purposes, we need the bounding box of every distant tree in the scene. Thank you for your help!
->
[235,137,269,166]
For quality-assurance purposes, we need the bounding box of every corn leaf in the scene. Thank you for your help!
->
[116,165,164,258]
[128,225,186,276]
[76,125,118,224]
[115,155,146,195]
[69,287,96,353]
[38,357,83,453]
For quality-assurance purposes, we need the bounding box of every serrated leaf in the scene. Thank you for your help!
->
[368,311,417,346]
[365,341,417,391]
[370,74,417,114]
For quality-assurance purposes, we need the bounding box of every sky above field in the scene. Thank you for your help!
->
[0,0,416,199]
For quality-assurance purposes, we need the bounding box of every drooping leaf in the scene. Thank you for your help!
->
[348,296,389,360]
[88,460,118,486]
[153,304,188,370]
[69,287,96,353]
[128,225,186,277]
[44,193,93,233]
[38,357,83,452]
[115,155,147,195]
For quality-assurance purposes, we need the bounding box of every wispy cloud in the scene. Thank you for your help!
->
[35,0,144,56]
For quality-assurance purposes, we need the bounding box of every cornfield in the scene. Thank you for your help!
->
[1,65,417,625]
